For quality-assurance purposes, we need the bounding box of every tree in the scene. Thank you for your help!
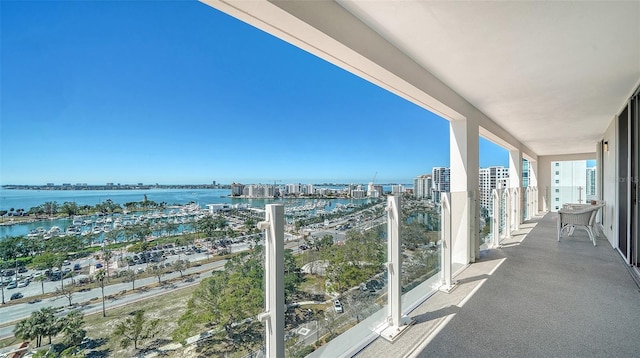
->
[322,229,385,293]
[102,250,113,281]
[60,201,80,217]
[132,223,152,243]
[165,222,179,237]
[56,285,74,307]
[43,201,59,217]
[196,215,218,238]
[123,269,136,290]
[32,252,65,288]
[174,250,264,350]
[14,307,61,347]
[105,229,123,245]
[283,249,303,300]
[148,265,165,284]
[113,310,160,350]
[314,235,334,251]
[96,269,107,317]
[172,259,190,278]
[14,315,39,346]
[35,275,46,295]
[61,310,86,347]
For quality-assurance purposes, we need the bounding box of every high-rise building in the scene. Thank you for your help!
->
[413,174,432,199]
[231,183,244,196]
[586,167,597,197]
[432,167,450,203]
[551,160,588,211]
[479,166,509,212]
[351,189,366,198]
[391,184,404,195]
[522,160,530,187]
[367,183,381,198]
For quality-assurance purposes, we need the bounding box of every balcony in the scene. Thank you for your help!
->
[357,211,640,357]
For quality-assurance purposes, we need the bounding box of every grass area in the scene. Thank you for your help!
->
[0,281,200,355]
[82,283,199,357]
[299,274,326,298]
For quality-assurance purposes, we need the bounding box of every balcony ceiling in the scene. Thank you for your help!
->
[335,1,640,156]
[204,1,640,157]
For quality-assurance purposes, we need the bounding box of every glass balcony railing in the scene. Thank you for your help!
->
[299,195,442,357]
[549,185,598,212]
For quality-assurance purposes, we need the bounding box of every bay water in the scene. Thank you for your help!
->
[0,187,378,238]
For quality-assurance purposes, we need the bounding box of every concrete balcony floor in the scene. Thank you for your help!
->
[357,212,640,357]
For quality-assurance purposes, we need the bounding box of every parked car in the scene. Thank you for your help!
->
[17,266,28,273]
[10,292,23,300]
[6,281,18,289]
[333,299,343,313]
[95,263,103,269]
[73,263,81,271]
[17,280,30,288]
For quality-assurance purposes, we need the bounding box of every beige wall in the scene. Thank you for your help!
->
[602,116,617,247]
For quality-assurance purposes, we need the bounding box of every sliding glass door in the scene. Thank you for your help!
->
[631,90,639,269]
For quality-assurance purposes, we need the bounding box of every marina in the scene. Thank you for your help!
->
[0,188,379,239]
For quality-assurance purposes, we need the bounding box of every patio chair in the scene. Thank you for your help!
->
[557,205,600,246]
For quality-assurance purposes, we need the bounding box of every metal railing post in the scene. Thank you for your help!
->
[512,187,520,231]
[375,195,413,341]
[257,204,285,358]
[440,193,456,292]
[504,189,512,238]
[491,189,501,248]
[387,195,402,329]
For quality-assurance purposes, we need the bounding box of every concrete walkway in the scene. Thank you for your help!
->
[358,212,640,357]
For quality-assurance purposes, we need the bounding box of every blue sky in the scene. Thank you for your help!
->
[1,1,509,185]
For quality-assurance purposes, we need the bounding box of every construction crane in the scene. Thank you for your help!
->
[371,171,377,185]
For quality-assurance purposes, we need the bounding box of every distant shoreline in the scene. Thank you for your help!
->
[1,184,229,191]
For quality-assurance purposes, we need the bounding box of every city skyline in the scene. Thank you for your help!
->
[1,1,509,186]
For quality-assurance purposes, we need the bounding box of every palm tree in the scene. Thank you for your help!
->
[61,310,86,347]
[35,275,46,295]
[14,317,38,346]
[96,269,107,317]
[102,250,113,281]
[39,307,62,345]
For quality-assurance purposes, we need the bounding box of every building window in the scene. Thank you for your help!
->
[555,163,560,166]
[555,198,560,201]
[555,180,559,184]
[555,189,560,193]
[555,171,560,175]
[555,206,559,210]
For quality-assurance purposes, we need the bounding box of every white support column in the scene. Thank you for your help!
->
[258,204,285,358]
[450,118,479,264]
[376,195,413,341]
[509,150,522,230]
[491,189,501,247]
[440,193,456,292]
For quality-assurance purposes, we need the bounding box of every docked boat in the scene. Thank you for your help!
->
[48,226,62,235]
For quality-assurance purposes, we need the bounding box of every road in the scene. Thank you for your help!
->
[0,240,302,339]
